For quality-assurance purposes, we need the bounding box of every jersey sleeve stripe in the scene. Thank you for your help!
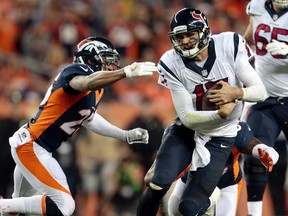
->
[159,60,181,82]
[233,33,239,62]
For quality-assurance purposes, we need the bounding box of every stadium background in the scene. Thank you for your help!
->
[0,0,286,215]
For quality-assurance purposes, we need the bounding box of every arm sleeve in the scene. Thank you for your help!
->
[171,89,222,129]
[83,112,127,141]
[237,63,268,102]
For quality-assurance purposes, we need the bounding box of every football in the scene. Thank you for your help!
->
[201,84,222,110]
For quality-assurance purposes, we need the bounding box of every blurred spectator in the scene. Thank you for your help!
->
[77,129,118,216]
[126,97,164,173]
[112,140,145,216]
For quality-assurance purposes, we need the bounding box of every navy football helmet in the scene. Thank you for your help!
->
[169,8,211,58]
[74,36,120,71]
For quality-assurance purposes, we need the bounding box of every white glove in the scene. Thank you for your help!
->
[266,39,288,57]
[126,128,149,144]
[124,62,157,78]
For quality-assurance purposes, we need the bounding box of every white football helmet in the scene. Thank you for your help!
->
[169,8,211,58]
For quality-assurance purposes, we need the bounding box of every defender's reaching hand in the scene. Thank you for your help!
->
[124,62,157,78]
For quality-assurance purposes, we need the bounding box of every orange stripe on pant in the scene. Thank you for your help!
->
[16,141,71,196]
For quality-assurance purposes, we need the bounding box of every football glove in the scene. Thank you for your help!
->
[126,128,149,144]
[252,144,279,172]
[124,62,157,78]
[266,39,288,57]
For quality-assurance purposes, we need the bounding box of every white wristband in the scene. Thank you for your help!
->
[252,144,279,165]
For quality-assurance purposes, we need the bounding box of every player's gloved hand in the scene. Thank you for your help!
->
[126,128,149,144]
[258,149,273,172]
[252,144,279,172]
[266,39,288,57]
[124,62,157,78]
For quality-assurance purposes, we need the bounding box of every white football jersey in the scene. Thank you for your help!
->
[247,0,288,97]
[158,32,253,136]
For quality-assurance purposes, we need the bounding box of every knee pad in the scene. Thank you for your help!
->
[179,197,209,216]
[244,157,268,182]
[178,184,210,216]
[244,157,268,201]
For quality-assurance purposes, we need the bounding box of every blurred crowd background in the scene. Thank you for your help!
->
[1,0,285,215]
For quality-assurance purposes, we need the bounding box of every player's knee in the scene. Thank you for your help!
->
[179,198,209,216]
[142,185,168,204]
[45,196,63,216]
[244,158,268,201]
[244,158,268,182]
[61,195,75,216]
[46,195,75,216]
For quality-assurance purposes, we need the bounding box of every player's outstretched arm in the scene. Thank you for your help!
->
[70,62,157,92]
[123,62,157,78]
[242,137,279,172]
[83,112,149,144]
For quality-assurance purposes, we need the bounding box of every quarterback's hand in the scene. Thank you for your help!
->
[217,102,236,118]
[252,144,279,172]
[127,128,149,144]
[124,62,157,78]
[266,39,288,57]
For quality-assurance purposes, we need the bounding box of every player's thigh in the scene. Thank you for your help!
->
[11,142,72,203]
[248,109,280,145]
[216,184,239,216]
[184,137,235,194]
[12,165,38,198]
[152,124,195,189]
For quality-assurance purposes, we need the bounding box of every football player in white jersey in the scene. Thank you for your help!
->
[144,121,279,216]
[166,121,279,216]
[243,0,288,215]
[136,7,267,216]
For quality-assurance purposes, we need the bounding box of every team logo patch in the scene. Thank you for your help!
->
[191,11,206,24]
[21,132,27,139]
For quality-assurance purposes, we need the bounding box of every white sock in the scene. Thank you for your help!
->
[0,195,44,215]
[247,201,263,216]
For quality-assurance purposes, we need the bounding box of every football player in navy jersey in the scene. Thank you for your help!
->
[0,36,157,216]
[165,121,279,216]
[242,0,288,215]
[136,7,267,216]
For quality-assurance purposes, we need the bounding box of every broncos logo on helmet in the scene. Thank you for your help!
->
[74,36,120,72]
